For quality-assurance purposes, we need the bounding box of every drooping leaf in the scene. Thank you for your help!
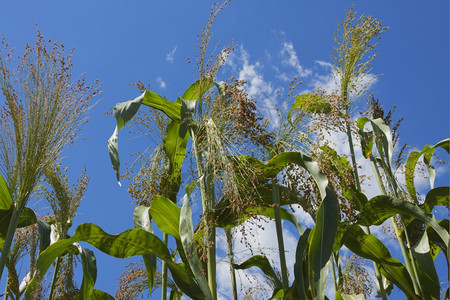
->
[107,126,121,185]
[37,220,52,253]
[91,289,115,300]
[288,94,331,118]
[216,205,303,234]
[233,152,328,200]
[420,187,449,214]
[79,248,97,300]
[181,78,214,101]
[180,194,212,300]
[233,255,283,289]
[427,219,448,261]
[0,174,12,210]
[133,206,157,293]
[308,188,338,300]
[142,90,181,122]
[411,231,440,300]
[113,93,145,130]
[404,139,449,203]
[25,224,204,300]
[294,229,312,299]
[357,195,449,251]
[343,225,420,300]
[150,195,181,241]
[357,118,394,172]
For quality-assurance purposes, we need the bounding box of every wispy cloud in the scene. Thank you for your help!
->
[166,46,177,63]
[280,42,312,78]
[156,76,166,89]
[235,47,280,128]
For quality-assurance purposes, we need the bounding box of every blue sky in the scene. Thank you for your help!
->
[1,1,448,299]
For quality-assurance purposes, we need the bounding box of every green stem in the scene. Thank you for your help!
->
[0,205,21,282]
[48,256,61,300]
[330,255,338,294]
[190,128,217,300]
[370,157,421,297]
[161,233,168,300]
[345,119,387,299]
[225,229,237,300]
[272,182,289,295]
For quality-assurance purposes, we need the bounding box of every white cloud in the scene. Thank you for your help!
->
[156,76,166,89]
[235,47,280,128]
[280,42,312,78]
[166,46,177,63]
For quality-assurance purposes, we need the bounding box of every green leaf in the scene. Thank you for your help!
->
[180,194,212,300]
[107,126,120,185]
[37,220,51,253]
[113,93,145,130]
[79,248,97,300]
[181,78,214,101]
[357,195,449,252]
[233,152,328,200]
[411,231,440,300]
[25,224,204,300]
[142,90,181,122]
[0,207,37,248]
[308,188,338,300]
[216,205,303,234]
[233,255,283,289]
[343,225,420,299]
[133,206,157,293]
[294,229,312,299]
[336,291,366,300]
[150,195,181,241]
[421,187,449,214]
[288,94,331,118]
[91,290,115,300]
[427,219,448,260]
[405,139,449,203]
[0,174,12,210]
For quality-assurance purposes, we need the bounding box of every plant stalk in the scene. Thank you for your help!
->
[161,233,168,300]
[48,256,61,300]
[272,182,289,295]
[369,157,421,296]
[345,116,387,299]
[225,229,237,300]
[190,128,217,300]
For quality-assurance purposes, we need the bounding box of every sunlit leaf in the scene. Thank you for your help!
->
[412,231,440,300]
[233,255,282,289]
[181,78,214,101]
[294,228,311,299]
[133,206,157,293]
[343,225,420,300]
[308,188,338,300]
[25,223,204,300]
[142,90,181,122]
[180,194,212,300]
[405,139,449,203]
[288,94,331,118]
[79,248,97,300]
[357,195,449,252]
[0,174,12,210]
[150,195,181,241]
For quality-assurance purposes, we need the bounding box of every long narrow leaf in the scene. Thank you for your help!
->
[25,223,204,300]
[343,225,420,299]
[405,139,449,203]
[180,195,212,300]
[79,248,97,300]
[357,195,449,251]
[133,206,157,293]
[233,255,283,289]
[150,195,181,241]
[294,228,311,299]
[308,188,338,300]
[0,174,12,210]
